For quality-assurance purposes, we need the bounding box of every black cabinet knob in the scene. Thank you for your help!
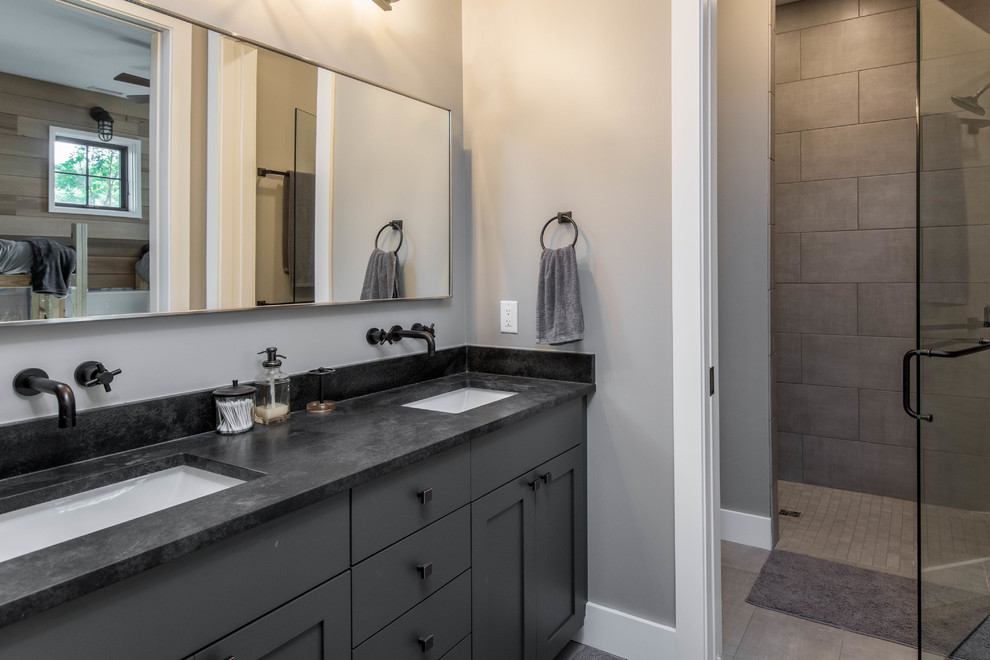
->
[417,562,434,579]
[418,488,433,504]
[541,472,553,485]
[529,478,541,491]
[418,634,434,652]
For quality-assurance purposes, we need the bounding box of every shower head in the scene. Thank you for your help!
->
[951,82,990,116]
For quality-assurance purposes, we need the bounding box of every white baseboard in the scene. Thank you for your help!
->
[573,602,676,660]
[720,508,772,550]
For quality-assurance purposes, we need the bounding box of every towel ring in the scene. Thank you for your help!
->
[375,220,403,253]
[540,212,579,250]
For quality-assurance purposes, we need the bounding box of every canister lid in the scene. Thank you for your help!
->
[213,379,257,397]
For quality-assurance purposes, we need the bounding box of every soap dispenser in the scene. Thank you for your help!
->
[254,347,291,425]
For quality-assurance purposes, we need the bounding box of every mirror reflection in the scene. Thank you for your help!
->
[0,0,451,324]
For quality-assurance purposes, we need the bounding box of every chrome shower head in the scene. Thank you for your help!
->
[951,82,990,116]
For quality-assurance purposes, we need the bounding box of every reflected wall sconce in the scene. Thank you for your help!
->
[89,107,114,142]
[371,0,399,10]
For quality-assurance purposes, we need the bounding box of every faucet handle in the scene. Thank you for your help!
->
[411,322,436,336]
[74,361,122,393]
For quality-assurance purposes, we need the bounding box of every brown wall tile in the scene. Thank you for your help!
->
[802,119,916,180]
[777,0,858,34]
[802,229,915,283]
[859,63,916,123]
[775,283,858,334]
[776,179,859,233]
[778,382,860,439]
[801,9,916,79]
[859,388,916,447]
[858,283,915,337]
[776,31,802,84]
[801,334,915,390]
[859,173,916,229]
[775,132,801,183]
[776,73,859,133]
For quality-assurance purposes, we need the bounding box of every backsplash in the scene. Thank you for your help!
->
[0,346,593,480]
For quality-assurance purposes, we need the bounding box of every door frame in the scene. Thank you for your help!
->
[672,0,722,658]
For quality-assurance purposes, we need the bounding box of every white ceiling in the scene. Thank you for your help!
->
[0,0,152,98]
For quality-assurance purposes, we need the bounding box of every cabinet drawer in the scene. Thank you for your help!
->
[353,506,471,645]
[471,398,584,498]
[441,634,471,660]
[352,443,470,562]
[352,570,471,660]
[187,571,350,659]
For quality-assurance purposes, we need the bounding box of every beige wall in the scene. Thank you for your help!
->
[254,50,318,305]
[462,0,674,626]
[1,0,468,424]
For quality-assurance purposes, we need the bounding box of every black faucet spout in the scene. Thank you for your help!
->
[394,329,436,356]
[14,368,77,428]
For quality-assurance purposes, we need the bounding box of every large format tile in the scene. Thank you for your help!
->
[801,9,916,79]
[859,0,916,16]
[859,63,916,123]
[722,540,771,574]
[778,431,804,482]
[802,119,916,181]
[776,180,858,233]
[776,0,858,34]
[859,388,916,448]
[776,132,801,183]
[858,283,914,337]
[920,167,990,227]
[838,631,915,659]
[921,113,990,171]
[777,332,802,382]
[801,334,915,391]
[775,231,801,283]
[922,393,990,457]
[778,382,860,440]
[803,435,915,499]
[922,347,990,398]
[802,229,915,283]
[921,225,990,283]
[858,173,915,230]
[777,73,859,133]
[776,31,801,84]
[775,283,858,335]
[735,607,844,660]
[919,283,990,337]
[921,449,990,511]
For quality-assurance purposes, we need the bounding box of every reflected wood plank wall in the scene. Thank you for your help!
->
[0,71,149,289]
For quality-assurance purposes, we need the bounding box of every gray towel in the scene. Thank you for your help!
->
[536,245,584,345]
[0,238,33,275]
[24,238,76,298]
[360,248,400,300]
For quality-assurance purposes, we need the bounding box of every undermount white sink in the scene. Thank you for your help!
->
[403,387,516,414]
[0,466,245,563]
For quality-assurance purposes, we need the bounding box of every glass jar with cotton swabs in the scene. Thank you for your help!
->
[254,347,291,425]
[213,380,257,435]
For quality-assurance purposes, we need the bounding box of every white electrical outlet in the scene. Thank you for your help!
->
[500,300,518,334]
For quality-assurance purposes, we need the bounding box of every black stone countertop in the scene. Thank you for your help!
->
[0,371,594,629]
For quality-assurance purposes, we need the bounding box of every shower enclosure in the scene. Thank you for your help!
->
[916,1,990,657]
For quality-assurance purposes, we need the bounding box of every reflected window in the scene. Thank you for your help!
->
[48,127,142,218]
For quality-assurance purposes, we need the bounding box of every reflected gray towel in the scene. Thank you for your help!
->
[361,248,400,300]
[293,172,316,288]
[24,238,76,298]
[536,245,584,345]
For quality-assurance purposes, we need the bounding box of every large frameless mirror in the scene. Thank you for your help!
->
[0,0,451,324]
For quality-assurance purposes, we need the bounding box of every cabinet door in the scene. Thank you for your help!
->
[535,445,588,660]
[471,475,538,660]
[188,572,350,660]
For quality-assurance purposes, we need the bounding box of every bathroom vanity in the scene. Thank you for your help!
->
[0,363,592,660]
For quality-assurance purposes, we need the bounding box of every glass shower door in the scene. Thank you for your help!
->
[918,1,990,657]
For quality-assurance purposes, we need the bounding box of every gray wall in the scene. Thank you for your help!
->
[0,0,469,425]
[462,0,676,627]
[773,0,917,500]
[717,0,773,519]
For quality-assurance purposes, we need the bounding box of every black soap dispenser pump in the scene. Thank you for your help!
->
[254,347,291,425]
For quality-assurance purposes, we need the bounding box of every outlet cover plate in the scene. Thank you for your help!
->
[500,300,518,334]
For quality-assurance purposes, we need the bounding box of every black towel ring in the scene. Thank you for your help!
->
[540,212,579,250]
[375,220,403,253]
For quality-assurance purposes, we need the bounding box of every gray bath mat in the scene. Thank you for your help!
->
[746,550,917,646]
[746,550,990,658]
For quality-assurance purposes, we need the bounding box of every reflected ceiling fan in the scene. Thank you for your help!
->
[113,72,150,104]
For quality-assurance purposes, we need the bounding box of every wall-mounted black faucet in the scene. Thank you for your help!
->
[13,369,76,428]
[366,323,436,356]
[74,361,122,392]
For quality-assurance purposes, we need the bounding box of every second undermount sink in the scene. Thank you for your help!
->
[403,387,516,414]
[0,456,254,563]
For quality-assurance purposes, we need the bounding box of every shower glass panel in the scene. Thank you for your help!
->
[918,1,990,657]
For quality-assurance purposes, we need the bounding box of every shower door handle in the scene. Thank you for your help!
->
[902,339,990,422]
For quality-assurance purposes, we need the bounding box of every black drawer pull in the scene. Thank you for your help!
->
[418,634,434,652]
[418,488,433,504]
[541,472,553,485]
[417,562,434,579]
[529,478,541,491]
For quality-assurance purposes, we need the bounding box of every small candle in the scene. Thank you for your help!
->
[255,402,290,424]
